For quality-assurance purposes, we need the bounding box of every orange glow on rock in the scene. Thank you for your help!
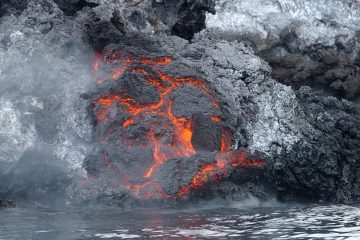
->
[122,118,135,128]
[92,52,102,73]
[131,68,148,75]
[177,151,265,197]
[220,128,233,151]
[141,56,173,65]
[112,64,130,79]
[90,50,265,199]
[144,131,168,178]
[94,95,121,122]
[211,116,221,122]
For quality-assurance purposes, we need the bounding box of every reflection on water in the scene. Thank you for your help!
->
[1,203,360,239]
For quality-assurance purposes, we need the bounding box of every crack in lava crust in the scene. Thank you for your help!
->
[89,49,265,200]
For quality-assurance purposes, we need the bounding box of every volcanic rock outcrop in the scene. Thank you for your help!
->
[0,0,359,206]
[78,40,268,202]
[69,24,360,204]
[207,0,360,109]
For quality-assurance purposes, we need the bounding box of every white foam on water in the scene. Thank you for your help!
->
[94,233,141,239]
[35,230,54,233]
[176,229,229,237]
[113,229,129,233]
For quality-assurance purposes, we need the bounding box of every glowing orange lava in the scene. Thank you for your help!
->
[140,56,173,65]
[122,118,135,128]
[211,116,221,122]
[90,50,265,199]
[177,151,265,197]
[92,52,102,73]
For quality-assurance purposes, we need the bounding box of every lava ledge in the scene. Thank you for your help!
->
[82,28,360,203]
[155,34,360,203]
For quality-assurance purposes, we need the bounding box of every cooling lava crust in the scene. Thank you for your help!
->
[83,44,266,201]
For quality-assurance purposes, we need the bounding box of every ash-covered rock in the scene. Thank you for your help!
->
[274,87,360,202]
[208,0,360,50]
[207,0,360,108]
[79,0,215,47]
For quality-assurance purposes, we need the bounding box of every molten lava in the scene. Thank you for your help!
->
[90,50,265,199]
[177,151,265,197]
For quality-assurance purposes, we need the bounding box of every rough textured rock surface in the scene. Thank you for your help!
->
[82,0,215,43]
[0,0,214,206]
[78,27,360,204]
[0,0,95,205]
[207,0,360,109]
[0,0,359,206]
[0,199,15,208]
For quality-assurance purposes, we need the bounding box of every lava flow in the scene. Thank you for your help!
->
[90,49,265,199]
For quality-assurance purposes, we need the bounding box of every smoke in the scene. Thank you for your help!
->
[228,195,279,209]
[0,0,222,207]
[0,0,96,206]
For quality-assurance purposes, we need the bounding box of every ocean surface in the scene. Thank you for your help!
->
[1,203,360,239]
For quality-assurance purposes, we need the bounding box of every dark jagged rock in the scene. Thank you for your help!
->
[169,0,216,40]
[0,0,359,206]
[273,87,360,202]
[79,25,360,203]
[192,114,222,152]
[207,0,360,111]
[205,28,360,112]
[84,0,215,49]
[0,0,28,17]
[0,199,15,208]
[157,155,203,196]
[54,0,100,16]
